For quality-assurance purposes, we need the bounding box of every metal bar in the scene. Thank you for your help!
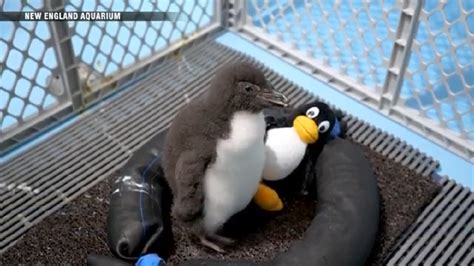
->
[0,102,73,152]
[389,104,474,161]
[379,0,423,112]
[46,0,83,110]
[216,0,228,27]
[226,0,247,29]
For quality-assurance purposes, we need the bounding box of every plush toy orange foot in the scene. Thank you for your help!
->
[253,183,283,211]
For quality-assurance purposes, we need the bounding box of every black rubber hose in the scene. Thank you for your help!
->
[182,138,380,266]
[271,138,380,266]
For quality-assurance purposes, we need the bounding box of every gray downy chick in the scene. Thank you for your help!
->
[162,61,288,253]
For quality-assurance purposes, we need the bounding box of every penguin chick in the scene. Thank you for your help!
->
[162,61,288,253]
[262,101,338,183]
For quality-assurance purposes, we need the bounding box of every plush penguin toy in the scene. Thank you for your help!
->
[253,101,343,210]
[162,61,288,253]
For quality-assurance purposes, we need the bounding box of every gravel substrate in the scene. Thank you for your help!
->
[0,140,440,266]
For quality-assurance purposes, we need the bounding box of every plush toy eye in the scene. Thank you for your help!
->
[318,121,330,133]
[306,107,320,119]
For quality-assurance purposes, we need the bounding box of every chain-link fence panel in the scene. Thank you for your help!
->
[1,1,71,144]
[400,0,473,141]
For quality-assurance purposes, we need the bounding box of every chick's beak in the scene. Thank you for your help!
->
[257,85,289,107]
[293,115,318,144]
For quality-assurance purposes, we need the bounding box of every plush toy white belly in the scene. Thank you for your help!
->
[262,127,307,181]
[203,111,266,233]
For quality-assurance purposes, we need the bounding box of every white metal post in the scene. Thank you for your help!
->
[379,0,423,112]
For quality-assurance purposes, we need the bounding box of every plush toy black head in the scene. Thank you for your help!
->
[289,101,339,145]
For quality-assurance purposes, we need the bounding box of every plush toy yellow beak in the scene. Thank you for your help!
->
[293,115,318,144]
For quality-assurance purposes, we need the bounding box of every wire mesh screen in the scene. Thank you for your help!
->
[246,0,401,93]
[1,0,218,153]
[64,0,215,102]
[1,1,70,141]
[241,0,473,160]
[400,0,473,141]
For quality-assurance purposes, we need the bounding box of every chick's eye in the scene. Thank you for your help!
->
[306,107,320,119]
[245,86,253,92]
[318,121,330,133]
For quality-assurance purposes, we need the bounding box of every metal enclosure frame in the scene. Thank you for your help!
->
[1,0,225,154]
[1,0,473,162]
[0,2,472,262]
